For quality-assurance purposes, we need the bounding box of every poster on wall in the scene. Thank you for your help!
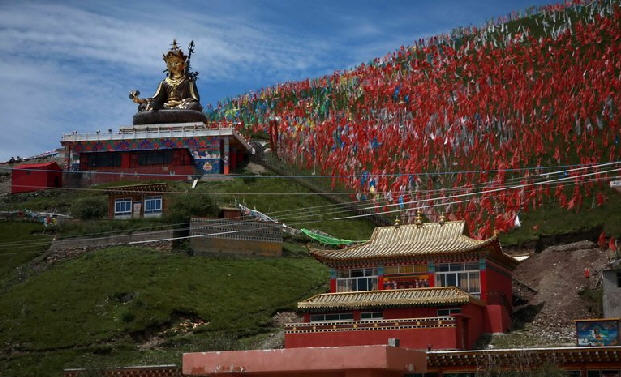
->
[576,319,620,346]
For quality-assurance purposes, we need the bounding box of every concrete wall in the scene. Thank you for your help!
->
[191,238,282,257]
[603,269,621,318]
[190,218,282,257]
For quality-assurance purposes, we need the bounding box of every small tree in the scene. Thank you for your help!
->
[70,196,107,220]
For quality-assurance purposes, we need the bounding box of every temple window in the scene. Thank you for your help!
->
[87,151,122,167]
[435,262,481,297]
[309,313,353,323]
[360,311,383,321]
[383,264,430,289]
[437,308,461,316]
[336,268,378,292]
[137,150,173,165]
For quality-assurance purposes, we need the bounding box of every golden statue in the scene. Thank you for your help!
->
[130,40,202,113]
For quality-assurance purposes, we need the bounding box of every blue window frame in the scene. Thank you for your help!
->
[114,199,132,215]
[144,196,162,214]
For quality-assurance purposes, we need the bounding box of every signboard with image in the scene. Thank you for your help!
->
[576,318,620,347]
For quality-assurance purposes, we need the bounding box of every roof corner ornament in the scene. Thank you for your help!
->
[415,210,423,228]
[438,213,446,226]
[394,216,401,229]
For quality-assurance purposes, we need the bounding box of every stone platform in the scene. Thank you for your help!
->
[133,109,207,125]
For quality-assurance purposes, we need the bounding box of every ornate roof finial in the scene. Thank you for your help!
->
[439,213,446,226]
[171,39,179,51]
[394,216,401,228]
[415,210,423,227]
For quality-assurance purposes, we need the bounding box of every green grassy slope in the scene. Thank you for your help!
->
[0,172,376,377]
[0,246,329,376]
[0,222,51,279]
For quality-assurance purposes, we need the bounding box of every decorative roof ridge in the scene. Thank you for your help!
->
[298,287,485,309]
[317,286,463,296]
[104,182,169,193]
[303,286,474,301]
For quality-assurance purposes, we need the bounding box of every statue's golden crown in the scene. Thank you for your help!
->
[162,39,187,62]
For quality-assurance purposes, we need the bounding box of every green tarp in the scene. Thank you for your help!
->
[300,228,366,246]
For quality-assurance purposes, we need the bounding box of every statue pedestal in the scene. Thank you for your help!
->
[133,109,207,125]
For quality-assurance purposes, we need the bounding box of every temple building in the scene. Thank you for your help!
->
[60,123,253,185]
[285,217,518,350]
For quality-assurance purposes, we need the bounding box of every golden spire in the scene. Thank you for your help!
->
[394,216,401,228]
[415,210,423,227]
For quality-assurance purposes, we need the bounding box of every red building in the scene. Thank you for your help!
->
[11,162,62,194]
[285,218,517,350]
[60,123,253,185]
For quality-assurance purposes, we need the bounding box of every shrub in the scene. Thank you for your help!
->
[70,196,107,220]
[165,193,218,223]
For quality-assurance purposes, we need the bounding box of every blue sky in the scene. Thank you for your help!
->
[0,0,554,161]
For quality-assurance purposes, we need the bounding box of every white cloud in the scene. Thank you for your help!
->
[0,1,336,160]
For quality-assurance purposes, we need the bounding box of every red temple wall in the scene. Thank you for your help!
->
[78,150,196,184]
[484,304,512,333]
[458,304,485,349]
[383,307,440,319]
[485,261,513,306]
[482,260,513,333]
[285,326,459,350]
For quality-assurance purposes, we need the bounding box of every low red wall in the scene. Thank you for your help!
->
[184,345,428,377]
[76,165,196,184]
[285,326,458,350]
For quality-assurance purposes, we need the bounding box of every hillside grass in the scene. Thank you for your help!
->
[0,246,329,377]
[0,222,51,278]
[499,187,621,247]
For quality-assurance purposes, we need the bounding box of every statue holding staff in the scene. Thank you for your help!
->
[130,40,205,124]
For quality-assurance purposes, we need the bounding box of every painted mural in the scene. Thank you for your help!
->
[576,319,620,347]
[70,137,220,154]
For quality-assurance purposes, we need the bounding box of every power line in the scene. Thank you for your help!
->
[2,160,618,179]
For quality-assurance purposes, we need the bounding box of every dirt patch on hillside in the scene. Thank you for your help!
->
[509,240,610,345]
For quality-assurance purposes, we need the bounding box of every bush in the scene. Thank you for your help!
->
[70,196,107,220]
[165,193,218,223]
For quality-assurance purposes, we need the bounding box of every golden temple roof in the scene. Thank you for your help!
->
[298,287,483,311]
[311,221,506,263]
